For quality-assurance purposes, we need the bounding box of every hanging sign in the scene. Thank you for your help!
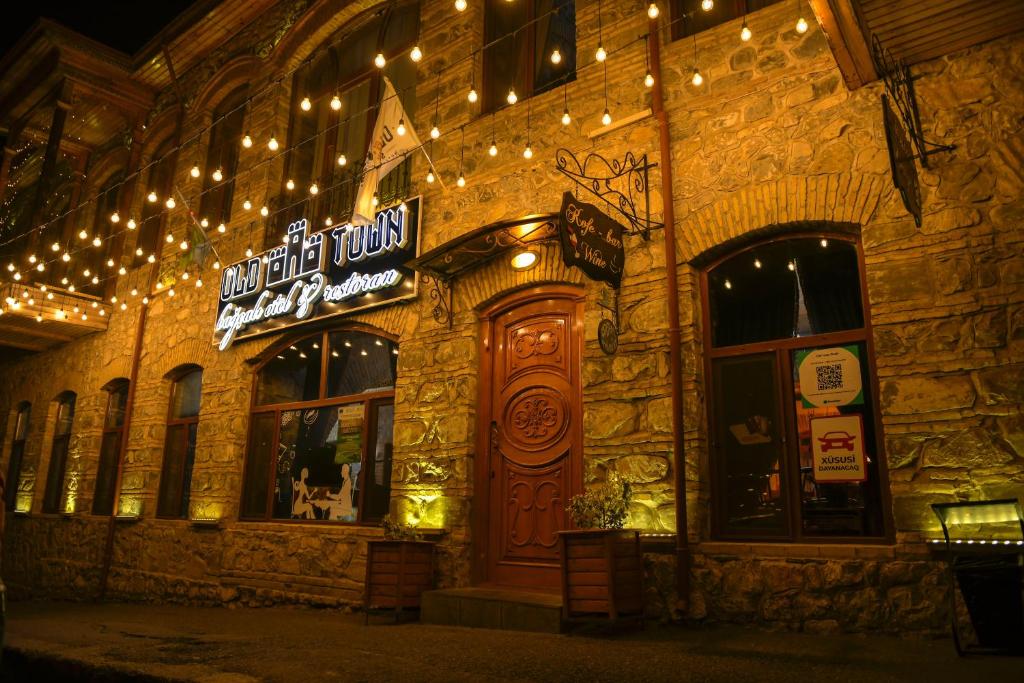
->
[557,191,625,288]
[796,345,863,408]
[882,95,922,228]
[213,197,421,350]
[810,415,868,483]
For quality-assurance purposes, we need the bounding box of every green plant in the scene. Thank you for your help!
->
[568,472,632,529]
[381,513,421,541]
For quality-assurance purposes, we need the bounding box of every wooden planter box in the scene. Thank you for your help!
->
[364,539,435,622]
[558,529,644,622]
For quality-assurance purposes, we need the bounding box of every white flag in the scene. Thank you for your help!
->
[353,77,421,223]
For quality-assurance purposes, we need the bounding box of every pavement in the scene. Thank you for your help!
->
[2,601,1023,682]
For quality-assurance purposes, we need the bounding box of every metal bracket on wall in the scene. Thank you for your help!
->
[422,274,453,330]
[596,286,620,332]
[554,148,663,240]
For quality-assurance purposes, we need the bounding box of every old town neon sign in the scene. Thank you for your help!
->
[214,198,419,349]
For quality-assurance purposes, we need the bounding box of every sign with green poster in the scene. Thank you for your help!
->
[796,345,863,408]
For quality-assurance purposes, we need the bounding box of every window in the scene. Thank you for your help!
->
[83,174,124,295]
[157,366,202,518]
[277,1,419,235]
[241,330,397,524]
[92,379,129,515]
[704,235,886,541]
[42,392,76,514]
[483,0,575,112]
[4,402,30,512]
[671,0,782,41]
[136,138,176,265]
[199,87,248,225]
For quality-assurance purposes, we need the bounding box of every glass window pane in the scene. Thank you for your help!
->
[92,430,121,516]
[241,413,276,518]
[55,395,76,436]
[14,404,30,440]
[171,369,203,419]
[362,402,394,522]
[5,440,25,512]
[533,0,575,95]
[326,332,397,398]
[484,0,529,109]
[712,354,787,536]
[273,405,364,522]
[256,336,324,405]
[105,384,128,429]
[158,423,190,517]
[792,342,885,537]
[43,434,71,513]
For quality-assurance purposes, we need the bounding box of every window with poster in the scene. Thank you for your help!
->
[240,329,396,525]
[703,233,889,541]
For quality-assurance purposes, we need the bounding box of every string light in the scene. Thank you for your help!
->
[691,37,703,86]
[127,218,136,230]
[524,101,533,158]
[309,181,319,195]
[551,47,562,64]
[457,126,466,187]
[61,252,70,262]
[595,0,606,62]
[260,205,270,217]
[212,167,224,182]
[243,199,252,210]
[190,163,200,178]
[410,45,422,62]
[643,36,654,88]
[268,135,280,151]
[337,153,347,166]
[110,211,120,223]
[242,132,253,148]
[647,3,659,19]
[92,236,102,247]
[245,246,253,258]
[300,96,312,111]
[741,18,752,42]
[165,196,176,209]
[78,229,88,240]
[562,82,571,125]
[426,169,435,183]
[166,233,175,243]
[602,108,612,126]
[468,87,478,103]
[507,87,517,105]
[374,52,386,68]
[701,0,714,10]
[455,0,466,11]
[754,257,762,269]
[595,45,606,62]
[396,118,407,136]
[148,190,158,202]
[796,16,809,33]
[286,178,295,191]
[330,94,341,111]
[51,241,60,252]
[179,240,189,251]
[217,223,227,233]
[200,217,209,228]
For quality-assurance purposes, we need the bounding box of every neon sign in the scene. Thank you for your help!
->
[214,198,420,349]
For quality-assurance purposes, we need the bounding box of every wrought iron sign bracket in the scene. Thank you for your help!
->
[871,34,955,169]
[596,286,620,332]
[555,148,663,240]
[422,274,453,330]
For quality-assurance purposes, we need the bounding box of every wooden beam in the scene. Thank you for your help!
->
[810,0,877,90]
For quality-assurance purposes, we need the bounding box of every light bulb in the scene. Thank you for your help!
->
[93,236,102,247]
[36,263,44,272]
[242,133,253,148]
[596,46,606,62]
[741,22,752,41]
[180,240,189,251]
[212,261,220,270]
[245,247,253,258]
[455,0,466,10]
[426,170,435,183]
[430,125,440,139]
[645,71,654,88]
[300,96,312,111]
[648,3,659,19]
[168,288,175,297]
[602,109,612,126]
[195,279,203,288]
[456,174,466,188]
[28,254,36,263]
[142,296,149,304]
[268,135,279,151]
[136,247,143,256]
[396,118,406,136]
[243,199,252,210]
[309,182,319,195]
[337,153,347,166]
[371,195,378,207]
[410,45,422,62]
[110,211,120,223]
[788,261,796,271]
[217,223,226,233]
[724,279,732,289]
[468,88,478,103]
[692,68,704,86]
[260,205,269,217]
[489,142,498,157]
[330,94,341,111]
[701,0,713,10]
[325,216,333,226]
[551,48,562,65]
[562,109,571,125]
[148,190,158,203]
[78,229,88,240]
[118,266,126,275]
[190,164,200,178]
[13,272,20,281]
[286,178,295,191]
[165,196,176,209]
[181,272,189,280]
[121,302,128,309]
[166,233,175,243]
[127,218,136,230]
[507,88,517,105]
[796,16,809,34]
[212,167,223,182]
[51,241,60,251]
[523,144,533,159]
[107,258,115,267]
[374,52,386,68]
[62,252,70,262]
[200,217,209,228]
[147,254,155,263]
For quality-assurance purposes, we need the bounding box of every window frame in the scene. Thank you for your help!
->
[92,379,129,516]
[700,231,893,544]
[670,0,783,42]
[42,392,76,514]
[239,327,397,525]
[5,402,31,512]
[156,367,203,519]
[199,87,249,225]
[135,137,176,266]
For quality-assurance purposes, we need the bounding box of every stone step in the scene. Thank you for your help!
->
[421,587,564,633]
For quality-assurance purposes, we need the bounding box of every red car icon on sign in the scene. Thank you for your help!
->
[818,431,856,452]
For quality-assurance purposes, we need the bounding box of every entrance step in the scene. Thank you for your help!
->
[421,587,564,633]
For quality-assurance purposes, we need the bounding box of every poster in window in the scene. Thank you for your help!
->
[809,415,868,483]
[333,404,364,465]
[796,345,863,408]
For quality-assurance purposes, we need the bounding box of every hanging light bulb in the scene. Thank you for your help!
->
[127,218,136,230]
[489,140,498,157]
[110,211,120,223]
[701,0,714,10]
[243,199,252,210]
[741,20,752,42]
[195,279,203,288]
[166,196,176,209]
[468,88,478,104]
[180,240,189,251]
[300,96,312,111]
[426,169,435,183]
[268,135,279,151]
[396,118,407,136]
[181,272,189,280]
[167,288,175,297]
[245,246,253,258]
[260,205,269,217]
[562,108,571,126]
[330,94,341,111]
[692,68,704,86]
[147,254,156,263]
[147,190,158,203]
[337,153,347,166]
[212,167,223,182]
[190,163,200,178]
[142,296,149,304]
[309,181,319,195]
[200,217,209,228]
[645,71,655,88]
[430,124,440,139]
[93,236,102,247]
[107,258,115,268]
[78,229,88,240]
[648,3,660,19]
[242,132,253,148]
[325,216,333,226]
[36,263,45,272]
[374,52,386,68]
[61,252,70,262]
[455,0,467,10]
[217,223,227,233]
[51,241,60,251]
[118,266,127,275]
[166,233,175,243]
[788,260,796,271]
[28,254,36,263]
[456,173,466,188]
[212,261,220,270]
[796,16,809,33]
[371,194,379,207]
[551,48,562,65]
[724,278,732,289]
[523,143,533,159]
[410,45,423,62]
[136,247,144,256]
[286,178,295,191]
[507,88,518,105]
[596,45,606,62]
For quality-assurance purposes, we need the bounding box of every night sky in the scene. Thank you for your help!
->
[0,1,199,61]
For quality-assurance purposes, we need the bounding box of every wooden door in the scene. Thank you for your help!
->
[479,288,583,589]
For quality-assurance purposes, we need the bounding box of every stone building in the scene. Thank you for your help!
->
[0,0,1021,636]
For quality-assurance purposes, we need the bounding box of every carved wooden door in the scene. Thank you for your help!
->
[484,291,583,589]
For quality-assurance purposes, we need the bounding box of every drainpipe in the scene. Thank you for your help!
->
[648,19,690,613]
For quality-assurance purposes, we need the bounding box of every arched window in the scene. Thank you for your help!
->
[240,329,397,524]
[136,138,176,265]
[4,402,30,512]
[199,87,248,225]
[703,234,887,541]
[93,379,129,515]
[157,366,203,518]
[42,392,76,513]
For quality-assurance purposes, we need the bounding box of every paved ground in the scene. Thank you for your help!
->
[2,601,1022,682]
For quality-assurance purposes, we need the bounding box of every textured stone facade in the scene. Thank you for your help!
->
[0,0,1022,637]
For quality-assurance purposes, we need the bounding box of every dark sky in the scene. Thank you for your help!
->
[1,1,199,62]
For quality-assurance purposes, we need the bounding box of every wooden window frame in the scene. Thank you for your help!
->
[239,328,397,526]
[92,380,129,516]
[700,232,894,544]
[4,402,31,512]
[42,393,76,514]
[156,368,202,519]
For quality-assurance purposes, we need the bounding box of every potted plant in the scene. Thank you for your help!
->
[363,515,435,622]
[558,473,644,623]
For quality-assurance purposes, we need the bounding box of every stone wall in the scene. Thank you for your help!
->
[0,0,1021,635]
